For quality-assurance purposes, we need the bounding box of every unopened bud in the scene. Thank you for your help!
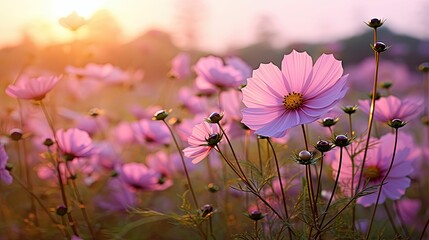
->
[56,205,68,216]
[200,204,214,217]
[152,109,170,121]
[388,119,407,129]
[315,140,334,153]
[248,210,265,221]
[342,105,358,115]
[9,128,23,141]
[333,135,351,147]
[418,62,429,73]
[206,112,224,124]
[366,18,384,29]
[372,42,389,53]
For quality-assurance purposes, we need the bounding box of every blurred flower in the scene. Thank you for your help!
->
[183,121,222,164]
[119,162,172,191]
[58,108,109,136]
[194,56,244,90]
[177,87,208,114]
[95,179,137,211]
[59,11,86,31]
[169,52,191,80]
[5,75,61,100]
[358,95,423,124]
[241,50,349,137]
[395,198,421,226]
[132,119,172,147]
[0,144,12,185]
[330,133,414,207]
[225,56,252,83]
[56,128,95,161]
[66,63,130,85]
[220,89,244,121]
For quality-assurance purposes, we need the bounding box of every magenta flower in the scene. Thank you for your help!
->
[95,179,137,211]
[56,128,95,161]
[119,163,172,191]
[241,50,349,137]
[194,56,244,90]
[183,121,222,164]
[330,133,414,207]
[132,119,172,147]
[358,95,423,123]
[5,75,61,100]
[0,144,12,185]
[169,52,192,80]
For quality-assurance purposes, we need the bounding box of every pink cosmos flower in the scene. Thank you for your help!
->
[241,50,349,137]
[5,75,61,100]
[194,56,244,90]
[330,133,414,207]
[358,95,423,123]
[119,162,172,191]
[132,119,172,147]
[183,121,222,164]
[66,63,130,84]
[178,87,208,114]
[169,52,192,80]
[55,128,95,161]
[95,179,137,211]
[0,144,12,185]
[225,56,252,83]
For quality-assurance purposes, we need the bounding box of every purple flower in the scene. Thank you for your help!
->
[0,144,12,185]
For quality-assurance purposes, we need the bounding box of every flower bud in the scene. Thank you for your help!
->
[200,204,214,217]
[388,119,407,129]
[421,116,429,126]
[368,92,381,100]
[333,135,351,147]
[315,140,334,153]
[88,107,103,117]
[294,150,317,165]
[207,183,220,193]
[372,42,389,53]
[248,210,265,221]
[56,205,68,216]
[9,128,23,141]
[342,105,358,115]
[320,117,339,127]
[5,162,13,171]
[64,153,76,162]
[43,138,54,147]
[206,112,224,124]
[206,133,222,146]
[152,109,170,121]
[366,18,384,29]
[418,62,429,73]
[380,81,393,89]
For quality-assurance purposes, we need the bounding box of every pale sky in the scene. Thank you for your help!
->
[0,0,428,53]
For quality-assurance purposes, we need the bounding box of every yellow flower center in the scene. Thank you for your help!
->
[283,92,304,110]
[364,166,381,180]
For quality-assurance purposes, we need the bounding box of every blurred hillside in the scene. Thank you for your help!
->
[0,18,427,84]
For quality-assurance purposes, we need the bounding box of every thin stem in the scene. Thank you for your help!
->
[356,52,380,196]
[65,162,96,239]
[209,215,216,240]
[356,29,381,196]
[420,216,429,240]
[266,138,289,220]
[365,128,399,239]
[301,125,309,151]
[217,123,250,186]
[383,202,400,236]
[256,136,263,173]
[315,154,324,207]
[319,146,344,228]
[11,174,67,237]
[255,221,260,240]
[162,119,199,208]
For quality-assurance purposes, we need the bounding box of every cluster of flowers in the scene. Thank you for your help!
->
[1,17,428,239]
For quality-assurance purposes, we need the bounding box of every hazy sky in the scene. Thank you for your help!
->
[0,0,428,52]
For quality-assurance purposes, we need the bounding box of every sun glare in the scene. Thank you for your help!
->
[53,0,105,19]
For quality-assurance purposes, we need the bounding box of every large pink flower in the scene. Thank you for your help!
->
[330,133,414,207]
[5,75,61,100]
[183,121,222,164]
[358,95,423,123]
[56,128,95,161]
[0,144,12,185]
[241,50,349,137]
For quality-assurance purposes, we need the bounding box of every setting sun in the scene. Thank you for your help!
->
[52,0,105,19]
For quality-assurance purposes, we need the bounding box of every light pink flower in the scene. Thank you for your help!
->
[56,128,95,161]
[330,133,414,207]
[5,75,61,100]
[0,144,12,184]
[169,52,192,80]
[132,119,172,147]
[178,87,208,114]
[66,63,129,84]
[241,50,349,137]
[119,163,172,191]
[358,95,423,123]
[194,56,244,90]
[225,56,252,83]
[183,121,222,164]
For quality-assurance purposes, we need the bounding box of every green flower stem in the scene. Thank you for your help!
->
[383,202,400,236]
[161,119,199,208]
[319,146,344,229]
[365,128,399,239]
[356,28,381,196]
[65,162,96,239]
